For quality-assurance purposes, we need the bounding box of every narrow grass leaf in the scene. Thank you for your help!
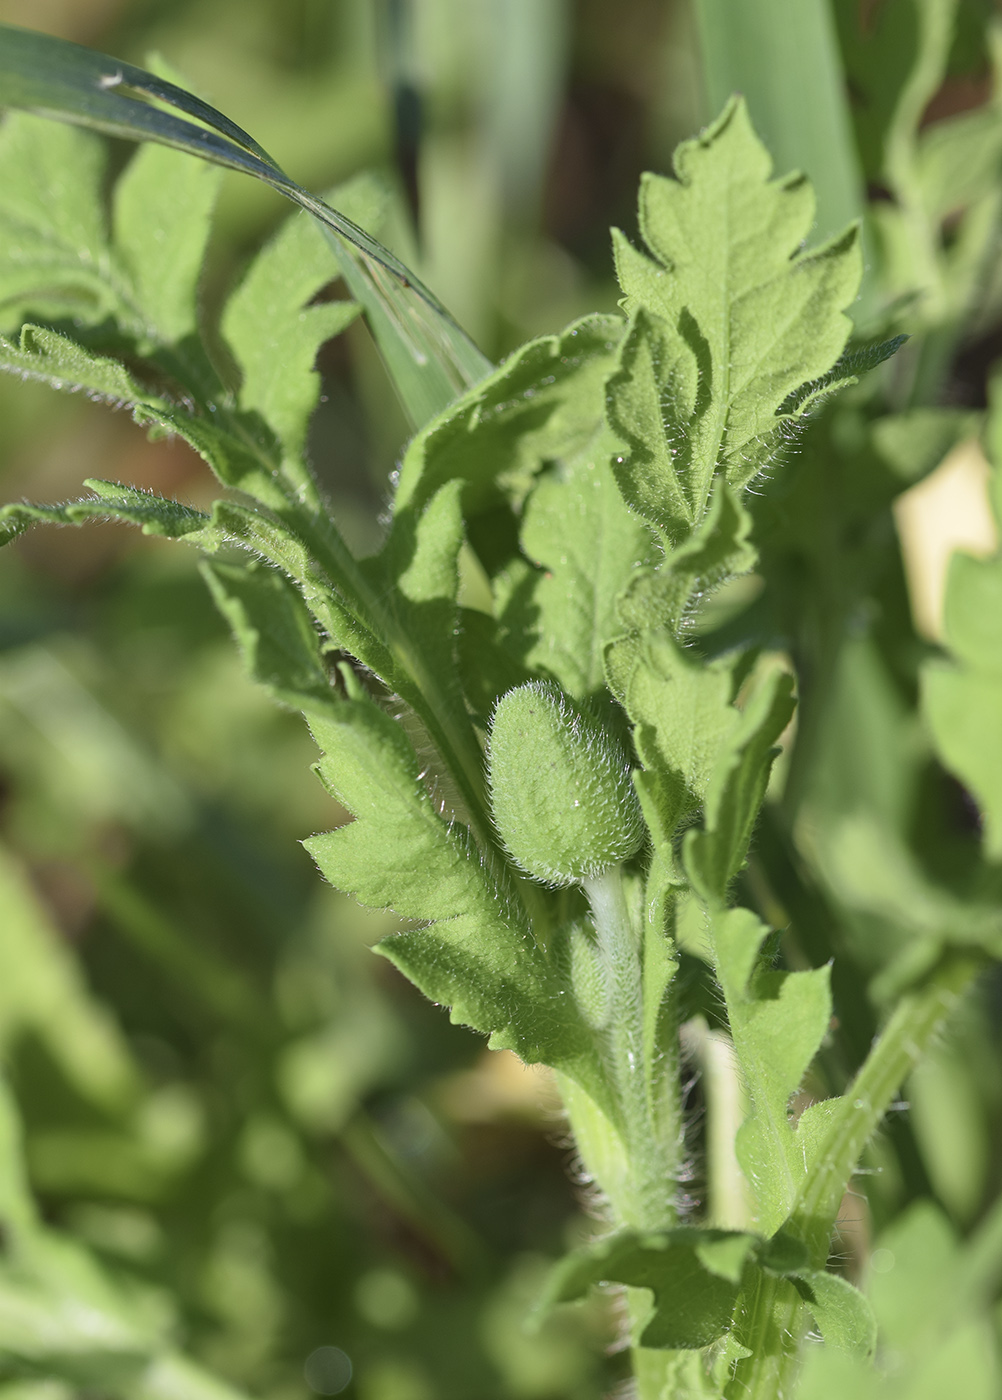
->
[0,22,490,425]
[693,0,865,243]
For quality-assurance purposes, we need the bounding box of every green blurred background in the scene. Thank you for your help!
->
[1,2,1002,1398]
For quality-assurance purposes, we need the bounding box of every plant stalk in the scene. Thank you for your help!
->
[576,867,684,1400]
[726,953,980,1400]
[583,866,675,1233]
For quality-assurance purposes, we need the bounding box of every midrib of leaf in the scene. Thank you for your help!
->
[695,179,734,515]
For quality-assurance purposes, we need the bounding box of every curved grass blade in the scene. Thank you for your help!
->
[0,22,491,425]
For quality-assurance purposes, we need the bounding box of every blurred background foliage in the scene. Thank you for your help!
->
[1,1,1002,1397]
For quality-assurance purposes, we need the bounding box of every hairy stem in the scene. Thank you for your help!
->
[584,867,675,1231]
[578,867,683,1400]
[792,954,977,1259]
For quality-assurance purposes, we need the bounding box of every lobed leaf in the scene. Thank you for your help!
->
[372,479,466,706]
[221,195,360,466]
[0,321,283,505]
[200,560,335,714]
[395,314,624,518]
[608,97,861,544]
[708,908,832,1235]
[607,600,788,901]
[112,138,220,349]
[683,667,795,903]
[778,333,907,416]
[302,681,606,1103]
[0,479,218,550]
[610,479,757,659]
[607,631,737,834]
[0,110,371,505]
[792,1269,877,1358]
[393,311,650,723]
[0,321,158,404]
[538,1228,749,1350]
[539,1224,859,1357]
[501,436,656,703]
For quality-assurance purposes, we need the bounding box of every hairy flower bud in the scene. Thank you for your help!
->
[487,682,643,886]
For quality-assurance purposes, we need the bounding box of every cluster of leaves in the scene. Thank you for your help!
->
[2,3,1002,1399]
[0,84,902,1394]
[0,95,614,1400]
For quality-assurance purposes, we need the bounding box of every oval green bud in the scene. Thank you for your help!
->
[487,682,643,886]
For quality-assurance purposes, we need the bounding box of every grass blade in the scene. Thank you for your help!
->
[0,22,491,425]
[692,0,864,245]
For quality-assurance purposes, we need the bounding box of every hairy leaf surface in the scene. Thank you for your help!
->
[539,1228,748,1350]
[302,684,605,1101]
[608,97,860,543]
[395,314,624,517]
[501,434,656,701]
[221,195,360,465]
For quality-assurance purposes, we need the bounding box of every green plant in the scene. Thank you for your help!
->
[0,11,1001,1400]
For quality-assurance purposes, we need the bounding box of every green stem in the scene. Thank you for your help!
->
[727,953,980,1400]
[791,954,978,1260]
[583,867,672,1231]
[580,867,682,1400]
